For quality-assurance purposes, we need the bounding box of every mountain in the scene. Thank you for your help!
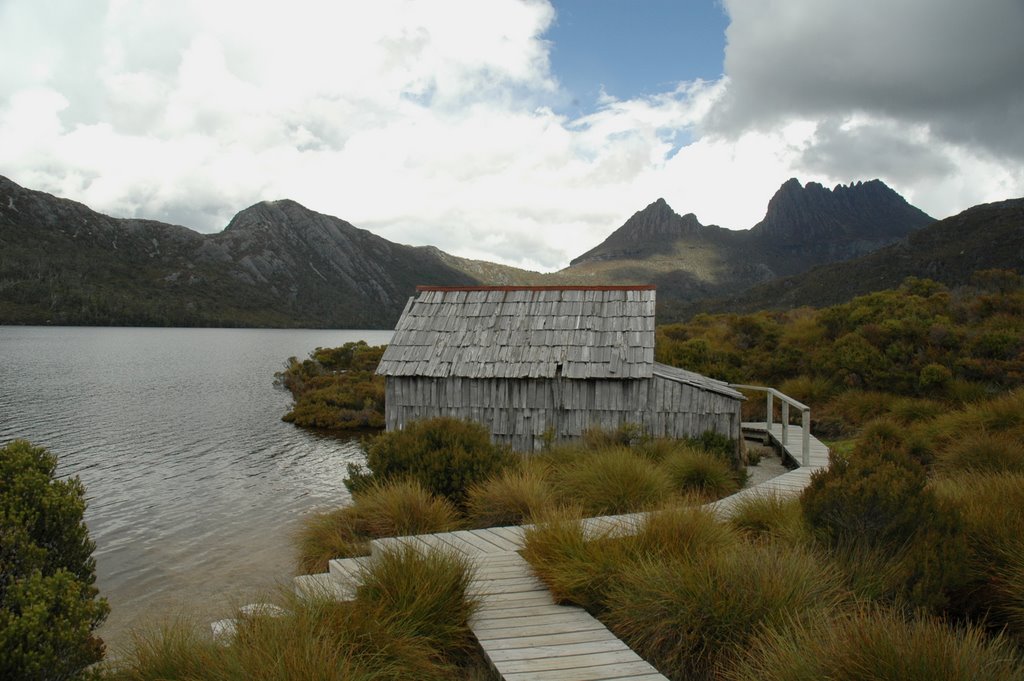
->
[0,176,476,327]
[699,197,1024,314]
[565,179,935,303]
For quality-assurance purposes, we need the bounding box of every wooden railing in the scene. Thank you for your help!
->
[731,384,811,466]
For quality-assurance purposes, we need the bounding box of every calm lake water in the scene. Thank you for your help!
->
[0,326,392,652]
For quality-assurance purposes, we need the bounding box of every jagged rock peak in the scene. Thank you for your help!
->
[618,198,703,240]
[752,177,933,241]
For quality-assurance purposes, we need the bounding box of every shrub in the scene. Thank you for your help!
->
[554,447,673,515]
[347,417,516,506]
[800,433,967,611]
[581,423,649,449]
[661,448,741,500]
[603,541,846,680]
[465,465,555,528]
[0,440,109,679]
[724,606,1024,681]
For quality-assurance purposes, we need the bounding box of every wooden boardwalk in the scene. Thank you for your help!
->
[294,421,829,681]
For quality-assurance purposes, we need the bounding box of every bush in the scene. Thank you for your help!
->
[0,440,109,679]
[554,448,673,515]
[465,465,555,528]
[800,432,967,611]
[347,417,516,507]
[724,606,1024,681]
[603,542,846,680]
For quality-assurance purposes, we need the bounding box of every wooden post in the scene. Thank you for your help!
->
[801,408,811,466]
[781,400,789,446]
[766,392,774,430]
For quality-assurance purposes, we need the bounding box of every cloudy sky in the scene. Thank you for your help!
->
[1,0,1022,271]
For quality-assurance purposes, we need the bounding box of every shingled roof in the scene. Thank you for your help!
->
[377,286,657,380]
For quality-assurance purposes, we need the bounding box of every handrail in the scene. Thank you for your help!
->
[730,384,811,466]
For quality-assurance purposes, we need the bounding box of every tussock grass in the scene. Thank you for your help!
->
[724,606,1024,681]
[294,506,370,574]
[727,492,807,543]
[602,541,847,681]
[465,464,556,528]
[520,507,624,611]
[936,431,1024,473]
[294,480,458,573]
[661,448,741,500]
[109,548,480,681]
[554,447,673,515]
[351,479,460,538]
[932,472,1024,625]
[355,545,479,659]
[628,503,740,562]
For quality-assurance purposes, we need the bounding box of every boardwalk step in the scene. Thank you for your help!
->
[293,572,355,601]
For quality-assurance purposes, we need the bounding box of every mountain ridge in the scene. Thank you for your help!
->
[3,174,1013,328]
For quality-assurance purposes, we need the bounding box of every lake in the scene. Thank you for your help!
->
[0,326,392,652]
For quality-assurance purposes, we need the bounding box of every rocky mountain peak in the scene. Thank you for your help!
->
[751,178,933,241]
[569,198,706,266]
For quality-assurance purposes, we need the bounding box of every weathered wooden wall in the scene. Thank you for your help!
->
[384,375,741,452]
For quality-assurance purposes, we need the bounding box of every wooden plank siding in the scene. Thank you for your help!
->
[385,373,742,452]
[378,286,743,452]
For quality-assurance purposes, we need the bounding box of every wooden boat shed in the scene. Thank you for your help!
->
[376,285,744,452]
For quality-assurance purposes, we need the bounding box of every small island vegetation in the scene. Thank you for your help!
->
[274,341,387,431]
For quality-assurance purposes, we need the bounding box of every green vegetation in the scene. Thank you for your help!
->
[275,341,387,431]
[1,440,109,680]
[345,417,517,506]
[656,271,1024,436]
[295,419,743,572]
[105,546,489,681]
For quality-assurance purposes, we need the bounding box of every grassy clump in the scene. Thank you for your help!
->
[724,607,1024,681]
[932,472,1024,631]
[727,492,807,543]
[464,464,556,528]
[294,480,459,573]
[346,417,516,507]
[519,507,625,611]
[108,547,480,681]
[603,541,846,681]
[936,431,1024,474]
[661,447,741,500]
[554,447,674,515]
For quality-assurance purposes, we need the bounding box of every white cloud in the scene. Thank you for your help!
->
[0,0,1022,271]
